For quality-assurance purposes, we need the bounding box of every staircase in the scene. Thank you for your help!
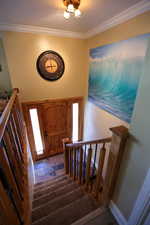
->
[31,126,129,225]
[32,174,99,225]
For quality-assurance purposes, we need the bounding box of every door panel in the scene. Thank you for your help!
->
[40,101,70,156]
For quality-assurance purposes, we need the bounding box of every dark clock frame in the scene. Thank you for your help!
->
[36,50,65,81]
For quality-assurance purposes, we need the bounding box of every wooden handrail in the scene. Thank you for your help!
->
[66,137,112,148]
[0,89,18,142]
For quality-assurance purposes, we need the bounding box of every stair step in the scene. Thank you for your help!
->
[32,195,98,225]
[70,207,106,225]
[34,173,66,189]
[72,209,118,225]
[34,178,72,199]
[32,187,84,222]
[33,182,78,208]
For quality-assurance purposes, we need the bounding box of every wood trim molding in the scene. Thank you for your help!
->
[71,208,106,225]
[110,168,150,225]
[22,96,84,106]
[109,201,128,225]
[0,0,149,39]
[128,168,150,225]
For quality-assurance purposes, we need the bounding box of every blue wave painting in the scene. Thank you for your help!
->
[88,33,150,123]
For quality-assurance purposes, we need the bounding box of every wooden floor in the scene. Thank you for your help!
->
[34,154,64,184]
[33,154,118,225]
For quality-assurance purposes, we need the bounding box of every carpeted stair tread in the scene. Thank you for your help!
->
[32,195,98,225]
[34,173,66,189]
[34,178,73,199]
[34,172,65,185]
[33,182,78,208]
[74,210,118,225]
[32,187,84,222]
[34,176,67,192]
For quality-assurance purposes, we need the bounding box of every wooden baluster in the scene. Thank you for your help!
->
[6,123,24,180]
[7,121,23,165]
[11,113,24,162]
[3,132,24,197]
[85,145,92,190]
[64,147,69,175]
[0,144,23,220]
[83,144,87,183]
[73,148,77,180]
[79,147,83,184]
[69,148,71,176]
[13,98,25,152]
[15,95,24,125]
[69,148,73,177]
[62,138,71,174]
[13,107,24,151]
[92,144,98,177]
[76,148,80,181]
[0,179,20,225]
[95,143,106,199]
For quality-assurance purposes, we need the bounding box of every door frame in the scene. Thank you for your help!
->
[22,96,84,161]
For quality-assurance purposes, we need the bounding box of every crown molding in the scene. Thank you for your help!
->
[0,23,85,39]
[85,0,150,38]
[0,0,149,39]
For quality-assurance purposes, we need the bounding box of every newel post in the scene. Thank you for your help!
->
[62,138,72,174]
[102,125,129,206]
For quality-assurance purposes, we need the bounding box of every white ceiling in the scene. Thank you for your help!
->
[0,0,150,37]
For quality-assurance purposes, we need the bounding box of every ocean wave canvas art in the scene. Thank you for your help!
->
[88,33,150,123]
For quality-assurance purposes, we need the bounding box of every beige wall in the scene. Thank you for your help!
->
[84,10,150,220]
[84,11,150,139]
[2,31,88,102]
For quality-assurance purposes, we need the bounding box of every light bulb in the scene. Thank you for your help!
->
[67,4,75,13]
[64,10,70,19]
[75,9,81,17]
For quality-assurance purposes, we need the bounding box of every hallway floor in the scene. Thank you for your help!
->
[34,154,64,184]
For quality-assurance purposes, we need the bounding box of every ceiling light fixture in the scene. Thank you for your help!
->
[63,0,82,19]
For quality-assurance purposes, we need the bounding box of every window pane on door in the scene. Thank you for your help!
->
[72,103,79,142]
[29,108,44,155]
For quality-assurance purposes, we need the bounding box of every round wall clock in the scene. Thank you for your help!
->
[36,50,65,81]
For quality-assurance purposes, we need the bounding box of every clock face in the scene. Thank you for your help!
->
[36,51,65,81]
[45,59,58,73]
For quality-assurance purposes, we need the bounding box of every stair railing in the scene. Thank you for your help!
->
[63,126,129,205]
[0,89,29,225]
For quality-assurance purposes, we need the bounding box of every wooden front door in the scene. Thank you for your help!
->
[23,97,83,161]
[39,101,71,157]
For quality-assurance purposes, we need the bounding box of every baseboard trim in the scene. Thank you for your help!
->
[109,201,128,225]
[71,207,106,225]
[128,168,150,225]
